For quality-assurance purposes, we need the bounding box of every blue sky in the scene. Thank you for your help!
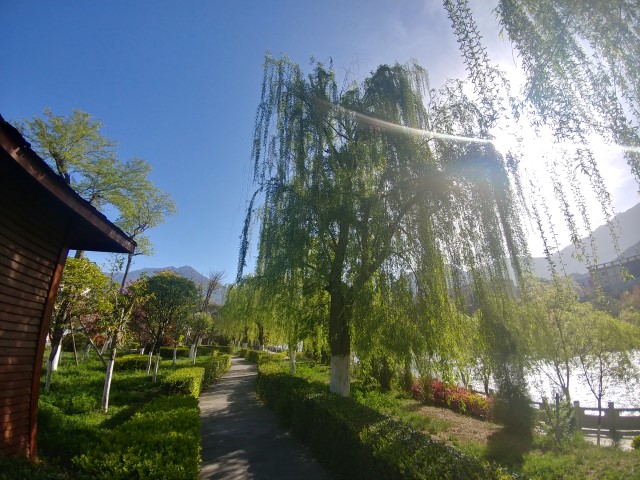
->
[2,1,637,280]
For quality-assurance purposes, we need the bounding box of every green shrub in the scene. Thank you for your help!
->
[195,345,215,356]
[162,367,204,398]
[0,452,70,480]
[633,435,640,450]
[238,348,249,358]
[197,354,231,385]
[114,354,149,372]
[159,346,190,359]
[73,395,200,480]
[256,365,513,479]
[212,344,237,355]
[245,350,286,365]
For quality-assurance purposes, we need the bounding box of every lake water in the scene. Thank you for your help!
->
[470,351,640,409]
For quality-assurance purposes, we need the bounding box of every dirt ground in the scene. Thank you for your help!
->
[415,404,502,446]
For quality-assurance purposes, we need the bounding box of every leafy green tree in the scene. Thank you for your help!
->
[576,308,640,445]
[18,109,157,212]
[101,279,149,412]
[187,312,214,363]
[46,257,111,390]
[517,278,581,401]
[18,109,175,268]
[240,55,528,396]
[132,271,199,380]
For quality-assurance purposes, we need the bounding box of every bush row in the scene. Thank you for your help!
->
[73,354,230,479]
[241,349,286,364]
[0,451,70,480]
[256,362,512,480]
[198,354,231,385]
[73,395,200,480]
[114,354,149,372]
[163,367,204,398]
[412,378,492,421]
[159,346,191,359]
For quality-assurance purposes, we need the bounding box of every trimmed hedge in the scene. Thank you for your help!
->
[163,367,204,398]
[73,395,200,480]
[243,349,286,365]
[257,363,513,480]
[0,452,70,480]
[113,354,149,372]
[197,354,231,385]
[159,346,190,359]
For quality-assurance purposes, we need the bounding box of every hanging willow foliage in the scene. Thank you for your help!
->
[239,54,529,396]
[445,0,640,281]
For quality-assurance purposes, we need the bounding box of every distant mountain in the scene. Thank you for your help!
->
[115,266,227,304]
[532,202,640,278]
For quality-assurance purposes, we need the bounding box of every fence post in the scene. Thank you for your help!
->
[573,401,582,430]
[607,401,618,434]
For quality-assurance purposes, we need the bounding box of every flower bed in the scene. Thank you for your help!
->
[413,378,492,421]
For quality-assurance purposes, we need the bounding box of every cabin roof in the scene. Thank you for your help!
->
[0,114,135,254]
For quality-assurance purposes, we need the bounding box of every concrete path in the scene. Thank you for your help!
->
[199,357,332,479]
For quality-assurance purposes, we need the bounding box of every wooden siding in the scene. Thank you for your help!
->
[0,155,66,457]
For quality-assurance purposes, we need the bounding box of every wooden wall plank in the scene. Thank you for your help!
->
[0,315,43,329]
[0,329,37,341]
[0,338,38,349]
[0,262,51,294]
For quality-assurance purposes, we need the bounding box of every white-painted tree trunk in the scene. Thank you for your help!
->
[100,337,112,355]
[289,348,297,374]
[146,350,153,375]
[102,348,116,413]
[152,353,161,382]
[83,342,92,361]
[189,344,196,359]
[51,343,62,371]
[329,354,350,397]
[172,345,177,366]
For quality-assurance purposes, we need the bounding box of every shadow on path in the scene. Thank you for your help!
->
[199,357,331,479]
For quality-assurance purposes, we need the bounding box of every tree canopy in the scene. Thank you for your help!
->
[445,0,640,277]
[239,55,529,396]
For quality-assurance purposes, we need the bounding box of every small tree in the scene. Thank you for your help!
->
[134,271,199,381]
[188,312,214,363]
[576,308,640,445]
[101,280,148,413]
[46,257,111,390]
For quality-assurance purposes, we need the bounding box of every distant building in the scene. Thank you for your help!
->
[588,254,640,294]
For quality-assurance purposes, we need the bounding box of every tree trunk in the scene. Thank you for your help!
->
[289,347,297,374]
[152,352,161,382]
[189,344,196,360]
[328,280,351,397]
[82,342,92,361]
[100,336,112,356]
[51,342,62,371]
[120,252,134,291]
[147,350,153,374]
[172,343,177,366]
[102,347,117,413]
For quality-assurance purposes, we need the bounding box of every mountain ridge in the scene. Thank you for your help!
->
[532,202,640,278]
[114,265,227,304]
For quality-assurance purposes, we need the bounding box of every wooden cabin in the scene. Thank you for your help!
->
[0,114,135,458]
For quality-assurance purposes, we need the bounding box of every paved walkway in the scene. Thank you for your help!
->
[199,357,332,479]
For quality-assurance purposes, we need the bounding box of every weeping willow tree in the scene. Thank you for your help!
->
[445,0,640,281]
[238,54,528,397]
